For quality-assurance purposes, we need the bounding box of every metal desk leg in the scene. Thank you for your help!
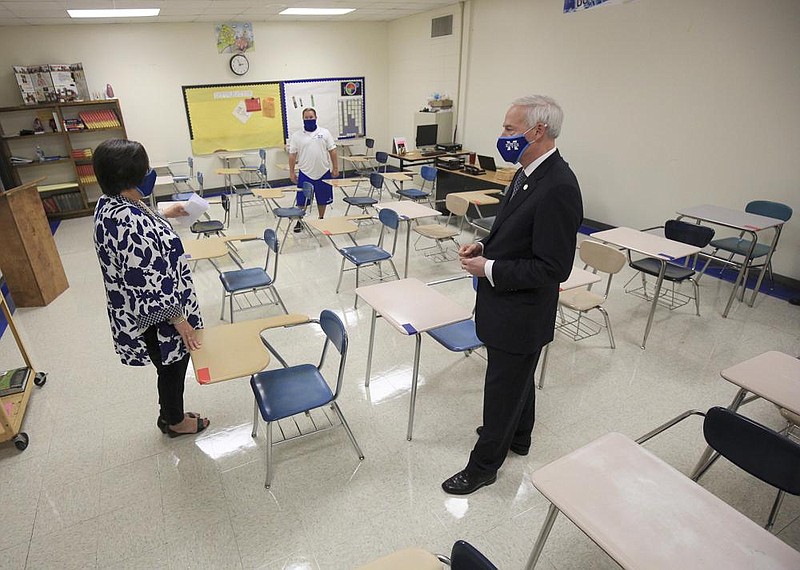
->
[748,226,782,307]
[689,387,748,480]
[403,219,412,278]
[524,503,560,570]
[407,333,422,441]
[365,308,377,387]
[641,260,667,349]
[722,231,757,318]
[536,342,550,390]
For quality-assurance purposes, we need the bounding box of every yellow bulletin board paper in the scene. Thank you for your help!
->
[182,82,284,155]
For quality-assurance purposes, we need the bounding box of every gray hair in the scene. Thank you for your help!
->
[512,95,563,139]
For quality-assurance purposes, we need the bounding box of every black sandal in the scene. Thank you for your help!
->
[166,416,209,438]
[157,412,201,434]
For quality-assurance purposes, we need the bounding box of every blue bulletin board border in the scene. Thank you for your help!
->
[280,77,366,140]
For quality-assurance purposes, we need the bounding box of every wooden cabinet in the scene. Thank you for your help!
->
[0,99,127,219]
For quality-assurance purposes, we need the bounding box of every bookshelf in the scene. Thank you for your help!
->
[0,99,127,219]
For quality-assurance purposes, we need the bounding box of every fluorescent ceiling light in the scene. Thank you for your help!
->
[67,9,160,19]
[279,8,355,16]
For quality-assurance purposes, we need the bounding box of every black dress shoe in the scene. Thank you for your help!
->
[441,470,497,495]
[475,426,530,456]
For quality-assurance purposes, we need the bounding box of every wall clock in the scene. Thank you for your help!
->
[230,53,249,76]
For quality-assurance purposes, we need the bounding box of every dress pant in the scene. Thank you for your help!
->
[143,326,189,425]
[466,346,542,476]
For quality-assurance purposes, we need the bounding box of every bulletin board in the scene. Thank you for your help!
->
[182,82,284,155]
[282,77,366,141]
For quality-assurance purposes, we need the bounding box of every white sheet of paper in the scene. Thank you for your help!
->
[232,100,250,124]
[159,193,209,226]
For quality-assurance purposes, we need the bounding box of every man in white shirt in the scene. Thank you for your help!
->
[288,108,339,231]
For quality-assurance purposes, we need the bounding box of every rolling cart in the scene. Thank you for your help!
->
[0,295,46,451]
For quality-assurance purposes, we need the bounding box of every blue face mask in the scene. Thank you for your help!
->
[303,119,317,132]
[136,169,156,198]
[496,126,535,164]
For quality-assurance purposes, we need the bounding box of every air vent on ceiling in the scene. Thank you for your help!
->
[431,14,453,38]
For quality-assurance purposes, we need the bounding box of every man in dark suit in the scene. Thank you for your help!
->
[442,95,583,495]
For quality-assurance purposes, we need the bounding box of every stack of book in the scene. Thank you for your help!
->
[78,109,120,130]
[71,148,93,160]
[76,164,96,185]
[41,192,84,214]
[0,367,29,397]
[63,118,85,132]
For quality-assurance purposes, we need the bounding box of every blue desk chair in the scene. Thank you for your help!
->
[219,228,288,322]
[374,150,389,173]
[343,172,382,216]
[274,182,313,252]
[624,220,715,315]
[397,164,435,206]
[170,159,198,201]
[190,188,229,238]
[238,148,266,184]
[168,156,193,186]
[250,310,364,489]
[637,406,800,531]
[701,200,792,292]
[426,276,483,357]
[336,208,401,307]
[358,540,497,569]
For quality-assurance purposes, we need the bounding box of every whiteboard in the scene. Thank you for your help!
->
[282,77,366,142]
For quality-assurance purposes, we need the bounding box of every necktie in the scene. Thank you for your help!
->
[509,169,526,202]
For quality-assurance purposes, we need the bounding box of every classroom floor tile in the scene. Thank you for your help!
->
[0,193,798,568]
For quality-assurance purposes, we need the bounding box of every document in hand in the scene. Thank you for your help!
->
[159,193,210,226]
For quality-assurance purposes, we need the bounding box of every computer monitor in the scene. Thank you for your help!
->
[415,124,438,149]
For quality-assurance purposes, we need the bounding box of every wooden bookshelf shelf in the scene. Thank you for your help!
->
[0,100,127,219]
[14,158,72,168]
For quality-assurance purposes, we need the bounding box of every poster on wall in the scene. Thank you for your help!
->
[182,82,283,155]
[215,22,254,53]
[563,0,635,13]
[282,77,366,141]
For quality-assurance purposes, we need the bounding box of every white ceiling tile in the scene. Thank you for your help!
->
[0,0,450,24]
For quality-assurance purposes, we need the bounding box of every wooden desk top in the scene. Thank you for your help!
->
[182,237,229,260]
[440,168,515,186]
[154,175,176,186]
[251,187,285,200]
[720,351,800,416]
[560,267,602,292]
[449,189,502,206]
[355,278,472,336]
[382,172,414,182]
[218,153,244,159]
[532,432,800,569]
[342,156,374,164]
[388,150,470,162]
[306,216,360,236]
[375,201,440,220]
[329,178,369,188]
[677,204,786,231]
[191,314,310,384]
[590,227,701,261]
[215,168,242,175]
[275,163,290,171]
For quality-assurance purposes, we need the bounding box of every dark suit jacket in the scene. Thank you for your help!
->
[475,150,583,354]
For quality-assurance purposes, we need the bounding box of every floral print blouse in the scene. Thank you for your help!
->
[94,195,202,366]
